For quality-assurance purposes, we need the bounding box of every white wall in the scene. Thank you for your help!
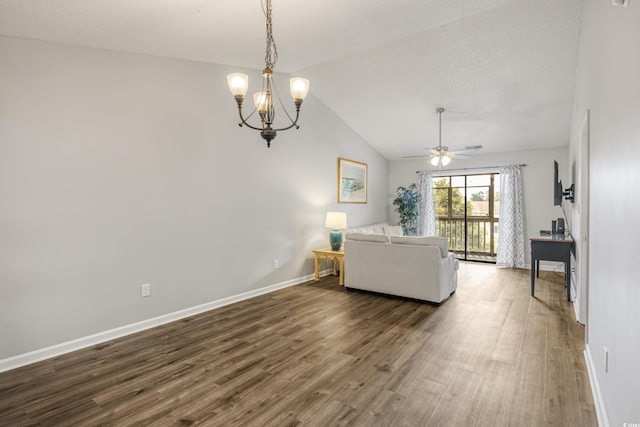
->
[569,2,640,425]
[389,147,569,266]
[0,36,389,360]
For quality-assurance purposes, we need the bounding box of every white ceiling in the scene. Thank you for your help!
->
[0,0,583,160]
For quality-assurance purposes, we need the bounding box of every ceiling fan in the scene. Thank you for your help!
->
[402,107,482,166]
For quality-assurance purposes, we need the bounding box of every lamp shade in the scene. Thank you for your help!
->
[227,73,248,97]
[325,212,347,229]
[290,77,310,102]
[253,92,272,113]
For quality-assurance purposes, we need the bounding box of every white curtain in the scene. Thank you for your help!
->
[417,171,436,236]
[497,165,525,268]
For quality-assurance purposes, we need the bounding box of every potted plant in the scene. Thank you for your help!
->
[393,184,421,236]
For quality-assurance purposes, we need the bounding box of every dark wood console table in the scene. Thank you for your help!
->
[530,234,573,301]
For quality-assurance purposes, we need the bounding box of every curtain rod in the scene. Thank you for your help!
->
[416,164,526,173]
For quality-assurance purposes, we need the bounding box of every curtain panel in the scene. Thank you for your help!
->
[497,165,525,268]
[417,171,436,236]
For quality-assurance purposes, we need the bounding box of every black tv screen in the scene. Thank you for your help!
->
[553,160,563,206]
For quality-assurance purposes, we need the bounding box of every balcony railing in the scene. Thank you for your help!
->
[436,217,498,260]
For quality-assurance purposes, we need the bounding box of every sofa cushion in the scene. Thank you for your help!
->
[390,235,449,258]
[384,225,403,236]
[370,223,386,234]
[345,232,390,243]
[345,223,391,235]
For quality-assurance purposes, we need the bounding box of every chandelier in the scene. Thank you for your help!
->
[226,0,310,147]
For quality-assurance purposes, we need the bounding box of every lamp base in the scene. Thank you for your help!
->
[329,229,343,251]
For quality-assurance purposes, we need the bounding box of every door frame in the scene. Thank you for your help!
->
[577,110,590,331]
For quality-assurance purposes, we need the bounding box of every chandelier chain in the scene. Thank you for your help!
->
[263,0,278,70]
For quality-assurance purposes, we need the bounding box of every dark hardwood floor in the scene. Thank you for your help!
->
[0,263,597,426]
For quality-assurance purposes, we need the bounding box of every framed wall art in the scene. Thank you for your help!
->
[338,157,367,204]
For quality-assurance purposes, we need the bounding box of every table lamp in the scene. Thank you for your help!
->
[325,212,347,251]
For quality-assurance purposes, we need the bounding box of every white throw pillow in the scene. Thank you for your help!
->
[384,225,403,236]
[345,232,390,243]
[389,235,449,258]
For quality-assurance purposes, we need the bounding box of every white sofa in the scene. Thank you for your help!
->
[344,228,459,303]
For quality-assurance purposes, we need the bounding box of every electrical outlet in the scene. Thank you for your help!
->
[604,347,609,373]
[141,283,151,298]
[273,259,279,269]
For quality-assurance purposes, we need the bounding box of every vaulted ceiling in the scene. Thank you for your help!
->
[0,0,583,160]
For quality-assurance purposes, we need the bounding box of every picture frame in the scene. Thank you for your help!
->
[338,157,368,204]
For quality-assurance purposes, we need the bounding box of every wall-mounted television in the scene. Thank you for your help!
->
[554,161,563,205]
[554,160,574,205]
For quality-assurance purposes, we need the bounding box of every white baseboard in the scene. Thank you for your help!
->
[0,270,333,373]
[584,344,609,427]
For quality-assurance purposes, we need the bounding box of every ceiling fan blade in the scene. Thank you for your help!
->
[401,154,430,159]
[447,153,472,159]
[446,145,483,155]
[402,152,441,159]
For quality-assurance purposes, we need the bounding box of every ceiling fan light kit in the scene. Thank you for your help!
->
[226,0,310,147]
[431,155,451,166]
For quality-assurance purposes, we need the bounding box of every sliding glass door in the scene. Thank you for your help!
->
[433,173,500,262]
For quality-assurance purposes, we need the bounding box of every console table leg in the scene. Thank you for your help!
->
[314,255,320,281]
[566,259,571,301]
[531,261,535,297]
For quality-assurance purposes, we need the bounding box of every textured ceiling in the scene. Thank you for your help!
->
[0,0,583,160]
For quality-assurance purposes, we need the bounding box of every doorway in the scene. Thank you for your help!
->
[433,173,500,262]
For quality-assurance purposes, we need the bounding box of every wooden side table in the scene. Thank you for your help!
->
[312,247,345,285]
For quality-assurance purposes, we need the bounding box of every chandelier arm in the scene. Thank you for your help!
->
[236,106,266,131]
[242,102,259,123]
[270,75,299,127]
[273,108,301,131]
